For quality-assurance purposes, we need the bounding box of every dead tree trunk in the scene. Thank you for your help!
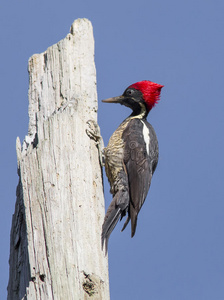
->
[7,18,110,300]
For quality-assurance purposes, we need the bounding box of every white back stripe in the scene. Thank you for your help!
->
[141,121,150,155]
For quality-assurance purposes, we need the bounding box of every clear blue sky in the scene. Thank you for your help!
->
[1,0,224,299]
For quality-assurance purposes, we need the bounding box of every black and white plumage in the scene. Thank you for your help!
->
[101,80,163,253]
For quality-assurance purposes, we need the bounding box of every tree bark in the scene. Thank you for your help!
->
[7,18,110,300]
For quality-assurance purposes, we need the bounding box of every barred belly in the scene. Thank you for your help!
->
[104,119,129,189]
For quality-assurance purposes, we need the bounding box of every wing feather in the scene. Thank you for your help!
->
[122,118,158,236]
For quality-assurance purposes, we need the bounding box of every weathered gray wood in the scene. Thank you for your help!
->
[7,18,110,300]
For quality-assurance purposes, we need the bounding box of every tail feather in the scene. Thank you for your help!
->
[121,215,130,232]
[101,201,121,254]
[102,187,129,253]
[130,203,138,238]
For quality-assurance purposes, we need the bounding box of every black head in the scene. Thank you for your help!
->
[102,80,163,118]
[102,87,147,117]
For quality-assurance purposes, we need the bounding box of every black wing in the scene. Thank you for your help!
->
[122,118,159,237]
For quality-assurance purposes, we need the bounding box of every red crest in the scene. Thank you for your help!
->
[129,80,164,111]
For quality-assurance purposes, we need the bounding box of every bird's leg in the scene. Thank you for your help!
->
[86,119,105,166]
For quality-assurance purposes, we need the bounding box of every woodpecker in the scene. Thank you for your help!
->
[101,80,163,253]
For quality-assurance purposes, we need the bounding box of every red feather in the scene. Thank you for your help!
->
[128,80,164,111]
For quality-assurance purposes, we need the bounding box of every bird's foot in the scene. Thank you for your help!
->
[86,120,105,166]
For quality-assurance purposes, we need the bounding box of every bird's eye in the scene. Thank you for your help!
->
[126,89,134,96]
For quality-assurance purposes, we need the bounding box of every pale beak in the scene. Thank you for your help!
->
[102,95,125,103]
